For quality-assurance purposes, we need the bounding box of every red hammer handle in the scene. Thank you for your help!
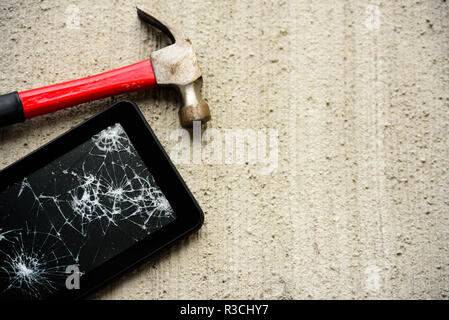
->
[0,59,157,126]
[20,59,156,118]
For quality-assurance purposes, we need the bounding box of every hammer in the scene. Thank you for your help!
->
[0,7,210,128]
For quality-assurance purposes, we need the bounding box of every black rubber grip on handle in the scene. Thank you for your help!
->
[0,92,25,127]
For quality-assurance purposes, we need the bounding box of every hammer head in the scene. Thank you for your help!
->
[137,7,211,128]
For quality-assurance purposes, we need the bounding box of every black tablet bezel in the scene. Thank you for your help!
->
[0,101,204,300]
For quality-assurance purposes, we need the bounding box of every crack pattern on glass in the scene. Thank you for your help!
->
[0,225,76,298]
[0,123,176,299]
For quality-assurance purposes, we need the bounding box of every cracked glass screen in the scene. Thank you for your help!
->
[0,123,177,299]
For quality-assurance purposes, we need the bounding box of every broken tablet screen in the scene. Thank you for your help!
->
[0,123,177,299]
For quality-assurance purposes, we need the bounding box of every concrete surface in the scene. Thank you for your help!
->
[0,0,448,299]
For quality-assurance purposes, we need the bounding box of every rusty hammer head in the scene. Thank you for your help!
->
[137,7,211,128]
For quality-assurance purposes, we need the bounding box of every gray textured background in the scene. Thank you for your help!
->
[0,0,448,299]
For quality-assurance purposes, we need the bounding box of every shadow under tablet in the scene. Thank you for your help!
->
[0,101,203,299]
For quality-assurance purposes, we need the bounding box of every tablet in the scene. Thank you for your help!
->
[0,101,204,299]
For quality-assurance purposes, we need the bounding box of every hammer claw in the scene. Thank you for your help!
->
[136,7,176,43]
